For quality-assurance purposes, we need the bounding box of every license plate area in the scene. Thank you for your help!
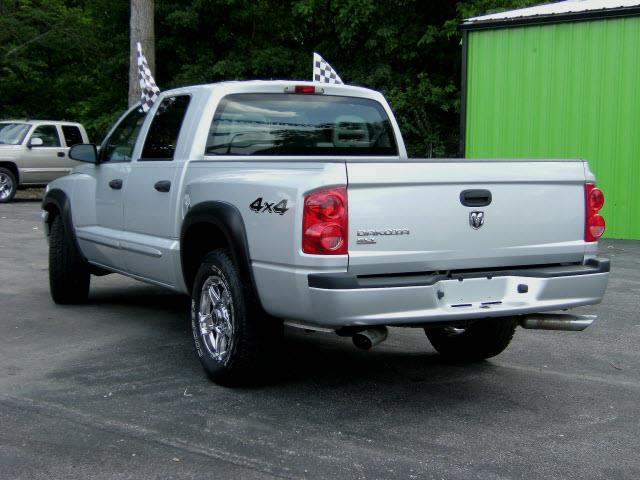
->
[438,277,509,307]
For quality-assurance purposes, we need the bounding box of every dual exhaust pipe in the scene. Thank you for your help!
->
[348,313,595,351]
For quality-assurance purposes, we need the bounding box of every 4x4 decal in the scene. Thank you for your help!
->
[250,197,289,215]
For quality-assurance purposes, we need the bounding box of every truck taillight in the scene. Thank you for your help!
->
[302,187,348,254]
[585,183,605,242]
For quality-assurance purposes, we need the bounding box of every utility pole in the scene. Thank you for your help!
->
[128,0,155,107]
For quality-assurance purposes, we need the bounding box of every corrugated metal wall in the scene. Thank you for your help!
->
[465,16,640,239]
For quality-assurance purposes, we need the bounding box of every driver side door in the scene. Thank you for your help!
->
[19,124,68,184]
[75,107,146,271]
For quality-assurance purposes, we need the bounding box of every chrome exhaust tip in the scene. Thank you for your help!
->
[352,326,389,350]
[520,313,596,332]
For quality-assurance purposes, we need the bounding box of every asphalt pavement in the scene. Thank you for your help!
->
[1,199,639,479]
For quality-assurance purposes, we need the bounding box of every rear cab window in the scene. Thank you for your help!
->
[61,125,83,147]
[206,93,398,156]
[140,95,191,161]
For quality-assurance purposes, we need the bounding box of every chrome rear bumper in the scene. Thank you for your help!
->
[302,260,609,328]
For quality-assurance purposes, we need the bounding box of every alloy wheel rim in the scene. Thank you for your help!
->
[198,271,234,363]
[0,173,13,200]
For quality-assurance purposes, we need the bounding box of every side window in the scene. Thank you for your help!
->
[61,126,83,147]
[100,107,146,163]
[140,95,191,161]
[31,125,61,147]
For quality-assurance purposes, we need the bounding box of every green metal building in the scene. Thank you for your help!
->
[462,0,640,239]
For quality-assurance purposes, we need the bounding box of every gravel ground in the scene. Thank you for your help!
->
[14,188,45,201]
[1,200,639,479]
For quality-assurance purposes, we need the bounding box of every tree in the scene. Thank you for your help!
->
[0,0,540,150]
[129,0,155,107]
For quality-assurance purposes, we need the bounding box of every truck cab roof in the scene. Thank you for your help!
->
[0,120,85,128]
[157,80,385,102]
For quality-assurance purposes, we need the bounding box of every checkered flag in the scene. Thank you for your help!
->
[313,53,343,85]
[137,42,160,113]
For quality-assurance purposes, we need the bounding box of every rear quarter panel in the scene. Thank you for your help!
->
[182,160,348,317]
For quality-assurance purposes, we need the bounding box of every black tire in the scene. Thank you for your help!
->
[191,249,282,385]
[49,215,90,304]
[0,167,17,203]
[425,317,517,362]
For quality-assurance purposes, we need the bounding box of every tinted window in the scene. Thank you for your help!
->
[0,123,30,145]
[31,125,61,147]
[100,107,145,163]
[62,126,83,147]
[140,95,191,161]
[206,94,398,156]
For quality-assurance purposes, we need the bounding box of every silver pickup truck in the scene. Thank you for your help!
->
[0,120,89,202]
[42,81,609,385]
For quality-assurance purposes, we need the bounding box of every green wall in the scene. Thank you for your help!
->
[465,17,640,239]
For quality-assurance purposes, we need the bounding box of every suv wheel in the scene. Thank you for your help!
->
[49,215,90,304]
[0,167,17,203]
[191,249,282,385]
[425,317,517,362]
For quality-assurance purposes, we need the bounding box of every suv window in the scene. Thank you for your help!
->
[140,95,191,161]
[206,93,398,156]
[100,107,146,163]
[31,125,61,147]
[61,125,83,147]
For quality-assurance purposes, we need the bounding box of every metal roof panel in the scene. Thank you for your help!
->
[465,0,640,24]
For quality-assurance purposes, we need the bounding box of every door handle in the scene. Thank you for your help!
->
[460,189,492,207]
[108,179,123,190]
[154,180,171,192]
[57,152,65,158]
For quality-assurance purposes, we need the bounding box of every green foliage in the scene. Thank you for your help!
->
[0,0,537,152]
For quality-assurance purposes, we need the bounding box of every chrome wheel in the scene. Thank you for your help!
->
[0,172,13,200]
[198,270,234,363]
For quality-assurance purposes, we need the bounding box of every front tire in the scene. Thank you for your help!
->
[191,249,282,385]
[425,317,517,362]
[0,167,17,203]
[49,215,90,304]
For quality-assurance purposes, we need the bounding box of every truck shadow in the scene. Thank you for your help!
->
[275,327,498,387]
[54,282,512,409]
[79,283,500,389]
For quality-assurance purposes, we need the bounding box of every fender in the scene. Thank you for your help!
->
[41,188,112,276]
[181,201,262,308]
[42,189,77,248]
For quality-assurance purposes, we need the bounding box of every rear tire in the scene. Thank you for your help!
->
[0,167,17,203]
[191,249,282,385]
[49,215,90,304]
[425,317,517,362]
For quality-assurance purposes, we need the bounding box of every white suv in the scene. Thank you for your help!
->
[0,120,89,203]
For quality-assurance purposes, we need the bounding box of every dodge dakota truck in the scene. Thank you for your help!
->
[42,81,609,384]
[0,120,89,203]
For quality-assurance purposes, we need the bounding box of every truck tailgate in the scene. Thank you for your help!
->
[346,161,587,275]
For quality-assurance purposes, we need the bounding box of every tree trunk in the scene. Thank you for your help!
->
[128,0,155,107]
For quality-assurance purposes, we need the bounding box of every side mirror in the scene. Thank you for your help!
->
[69,143,99,164]
[28,137,44,148]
